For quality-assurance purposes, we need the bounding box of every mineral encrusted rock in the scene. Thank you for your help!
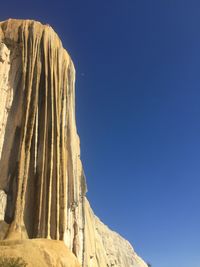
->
[0,239,81,267]
[0,19,147,267]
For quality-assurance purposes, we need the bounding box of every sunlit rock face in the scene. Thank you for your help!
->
[0,19,147,267]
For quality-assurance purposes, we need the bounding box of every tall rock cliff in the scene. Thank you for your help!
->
[0,19,147,267]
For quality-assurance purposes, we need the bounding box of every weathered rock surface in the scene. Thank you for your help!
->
[0,19,147,267]
[0,239,81,267]
[84,200,147,267]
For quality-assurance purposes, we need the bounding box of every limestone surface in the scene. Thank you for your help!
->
[0,19,147,267]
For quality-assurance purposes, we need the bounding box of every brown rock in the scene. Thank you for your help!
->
[0,19,147,267]
[0,239,81,267]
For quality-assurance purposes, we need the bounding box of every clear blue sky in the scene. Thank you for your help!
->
[1,1,200,266]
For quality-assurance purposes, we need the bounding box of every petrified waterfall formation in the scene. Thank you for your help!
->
[0,19,147,267]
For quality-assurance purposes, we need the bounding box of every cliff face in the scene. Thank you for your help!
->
[0,19,147,267]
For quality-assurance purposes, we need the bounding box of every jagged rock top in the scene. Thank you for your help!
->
[0,19,72,62]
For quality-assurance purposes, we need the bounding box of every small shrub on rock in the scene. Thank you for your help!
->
[0,256,27,267]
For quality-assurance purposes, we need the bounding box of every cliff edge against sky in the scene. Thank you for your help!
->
[0,19,147,267]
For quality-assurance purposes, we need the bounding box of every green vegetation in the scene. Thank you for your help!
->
[0,256,27,267]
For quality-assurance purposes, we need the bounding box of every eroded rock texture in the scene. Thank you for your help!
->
[0,19,147,267]
[0,239,81,267]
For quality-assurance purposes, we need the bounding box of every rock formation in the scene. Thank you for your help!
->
[0,19,147,267]
[0,239,81,267]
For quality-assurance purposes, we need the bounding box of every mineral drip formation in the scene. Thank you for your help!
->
[0,19,147,267]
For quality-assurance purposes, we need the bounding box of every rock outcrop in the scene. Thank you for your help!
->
[0,239,81,267]
[0,19,147,267]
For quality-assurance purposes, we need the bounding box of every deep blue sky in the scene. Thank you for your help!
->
[1,1,200,267]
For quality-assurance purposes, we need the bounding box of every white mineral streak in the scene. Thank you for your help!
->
[0,43,10,158]
[0,19,147,267]
[0,190,7,220]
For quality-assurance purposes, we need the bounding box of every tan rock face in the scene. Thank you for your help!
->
[0,239,81,267]
[0,19,147,267]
